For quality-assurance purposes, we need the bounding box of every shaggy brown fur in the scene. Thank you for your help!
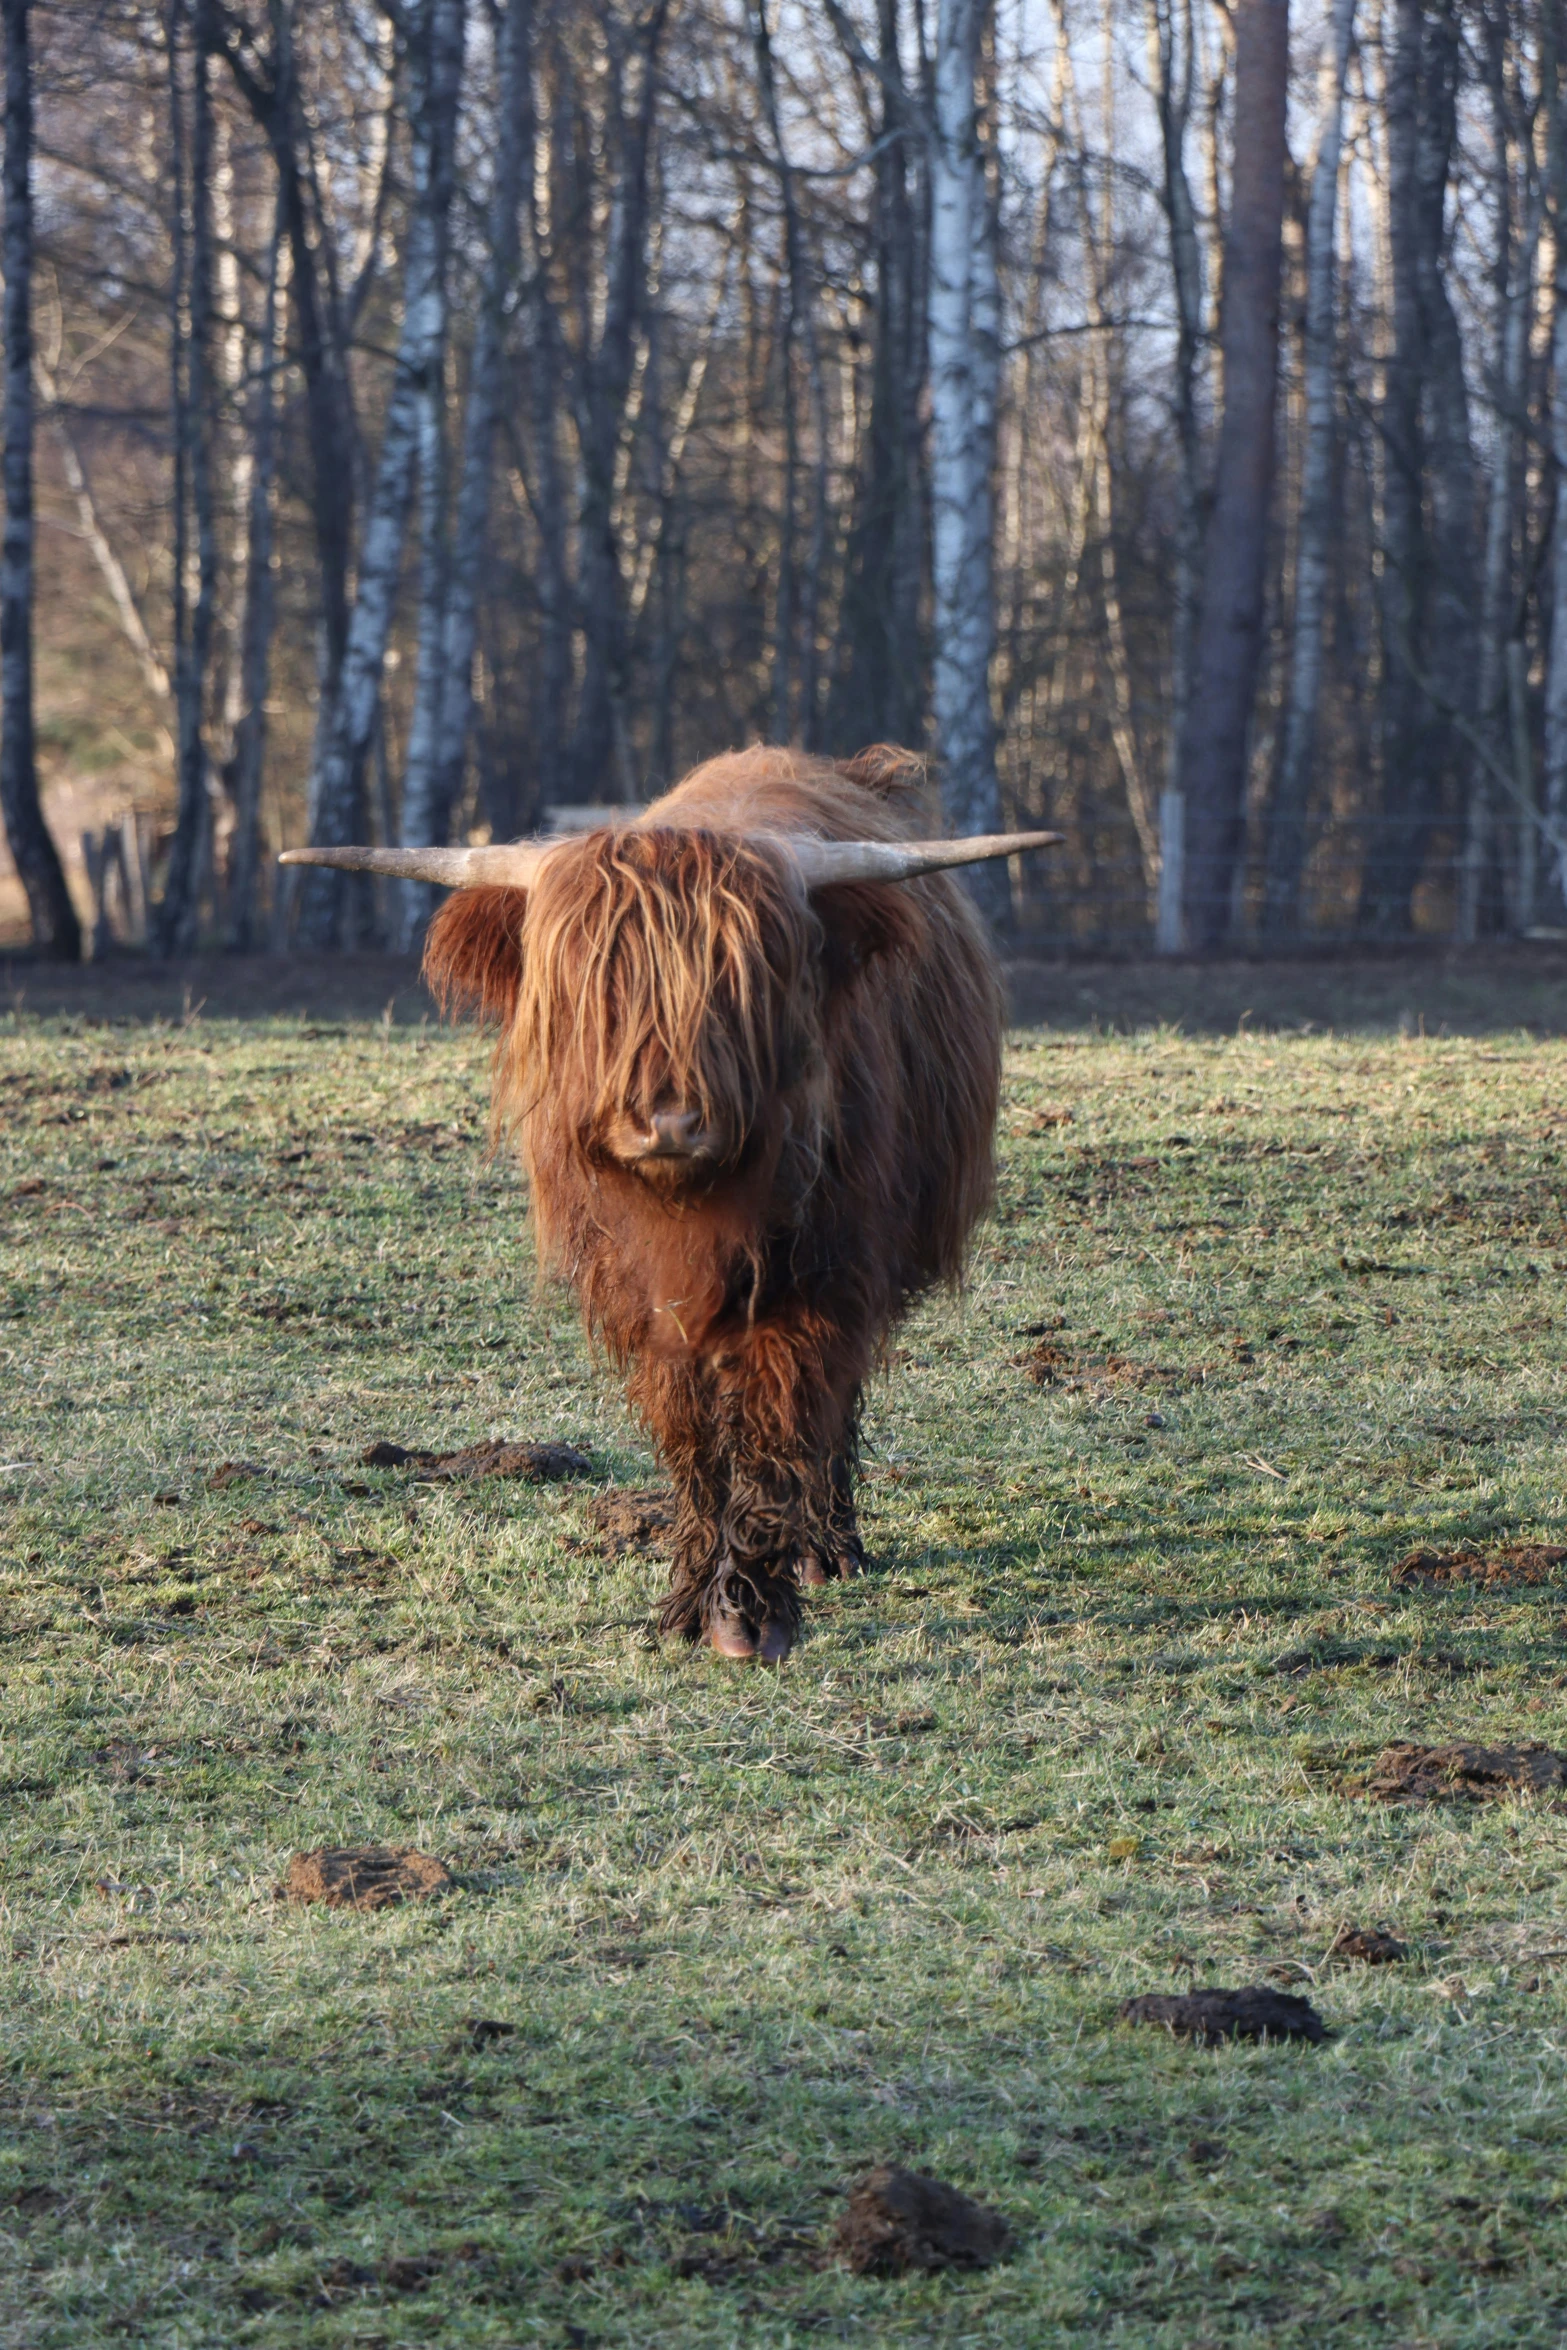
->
[424,745,1003,1652]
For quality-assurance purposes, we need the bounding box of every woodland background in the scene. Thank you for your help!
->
[1,0,1564,958]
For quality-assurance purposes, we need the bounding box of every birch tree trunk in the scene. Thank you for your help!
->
[0,0,76,958]
[294,0,465,950]
[1177,0,1289,952]
[1263,0,1355,932]
[155,0,219,956]
[928,0,1006,925]
[397,0,531,947]
[224,204,284,952]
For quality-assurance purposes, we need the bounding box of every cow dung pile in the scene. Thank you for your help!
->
[1327,1924,1408,1964]
[280,1847,452,1910]
[833,2166,1013,2274]
[359,1437,592,1482]
[1391,1541,1567,1590]
[1354,1741,1567,1803]
[1119,1987,1330,2044]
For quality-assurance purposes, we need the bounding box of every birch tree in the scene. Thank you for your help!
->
[397,0,532,946]
[295,0,466,950]
[928,0,1005,924]
[224,203,285,951]
[0,0,76,957]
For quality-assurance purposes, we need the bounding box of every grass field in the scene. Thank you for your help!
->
[4,982,1567,2347]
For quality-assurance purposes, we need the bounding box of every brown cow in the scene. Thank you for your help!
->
[281,746,1057,1662]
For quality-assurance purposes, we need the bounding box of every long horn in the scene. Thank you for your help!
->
[786,830,1064,887]
[277,843,552,886]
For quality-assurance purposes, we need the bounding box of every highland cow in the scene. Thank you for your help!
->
[281,746,1057,1662]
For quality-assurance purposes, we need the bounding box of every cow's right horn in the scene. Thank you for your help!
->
[277,843,552,886]
[787,830,1064,887]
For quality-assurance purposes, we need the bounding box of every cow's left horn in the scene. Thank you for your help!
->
[277,843,551,885]
[786,830,1064,887]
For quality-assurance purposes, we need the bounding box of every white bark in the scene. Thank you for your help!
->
[224,205,284,950]
[397,0,530,948]
[928,0,1006,925]
[1264,0,1356,930]
[295,0,465,950]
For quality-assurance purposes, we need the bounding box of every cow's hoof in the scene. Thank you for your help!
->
[801,1540,864,1586]
[703,1559,799,1663]
[756,1607,796,1665]
[707,1607,760,1660]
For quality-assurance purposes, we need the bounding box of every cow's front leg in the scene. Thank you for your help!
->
[638,1378,796,1660]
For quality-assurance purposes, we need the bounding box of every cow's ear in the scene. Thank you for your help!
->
[422,886,529,1023]
[835,744,929,809]
[813,880,926,989]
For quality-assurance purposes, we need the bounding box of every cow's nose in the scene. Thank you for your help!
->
[645,1107,707,1156]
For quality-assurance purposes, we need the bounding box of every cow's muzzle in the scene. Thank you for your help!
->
[605,1107,722,1172]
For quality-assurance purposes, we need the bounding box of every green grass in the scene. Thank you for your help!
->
[4,1003,1567,2347]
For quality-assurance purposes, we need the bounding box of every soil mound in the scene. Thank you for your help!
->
[208,1460,266,1490]
[280,1846,452,1910]
[1119,1987,1329,2044]
[575,1487,676,1558]
[1327,1924,1408,1964]
[1357,1740,1567,1802]
[1391,1541,1567,1590]
[833,2165,1012,2274]
[360,1437,591,1482]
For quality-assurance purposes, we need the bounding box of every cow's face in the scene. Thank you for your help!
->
[515,830,828,1199]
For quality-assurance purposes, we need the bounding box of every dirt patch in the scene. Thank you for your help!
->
[571,1486,676,1558]
[208,1460,266,1491]
[1391,1542,1567,1590]
[1015,1337,1179,1393]
[1327,1925,1408,1964]
[1119,1987,1329,2044]
[833,2165,1013,2275]
[1353,1741,1567,1802]
[360,1437,592,1482]
[280,1847,452,1910]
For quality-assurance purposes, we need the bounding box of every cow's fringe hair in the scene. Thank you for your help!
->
[509,828,820,1144]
